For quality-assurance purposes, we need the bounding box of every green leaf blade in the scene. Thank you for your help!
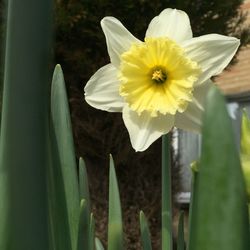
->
[0,1,52,249]
[189,87,250,250]
[177,211,185,250]
[79,157,90,217]
[108,155,124,250]
[89,213,95,250]
[47,145,72,250]
[95,237,105,250]
[241,110,250,156]
[77,199,89,250]
[140,211,152,250]
[50,65,80,250]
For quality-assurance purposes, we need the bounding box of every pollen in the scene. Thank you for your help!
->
[119,37,201,117]
[151,68,167,84]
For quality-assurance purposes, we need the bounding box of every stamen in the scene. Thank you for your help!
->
[152,69,167,84]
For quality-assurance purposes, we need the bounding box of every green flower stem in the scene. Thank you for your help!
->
[0,0,52,249]
[162,134,173,250]
[177,211,185,250]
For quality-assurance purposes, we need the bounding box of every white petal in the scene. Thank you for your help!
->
[175,80,214,132]
[101,17,141,67]
[192,79,214,110]
[122,105,174,152]
[84,64,124,112]
[175,104,202,133]
[145,8,192,43]
[183,34,240,85]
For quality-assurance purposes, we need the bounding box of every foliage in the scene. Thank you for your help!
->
[1,1,250,249]
[0,0,6,110]
[188,87,249,250]
[1,59,249,248]
[0,1,52,249]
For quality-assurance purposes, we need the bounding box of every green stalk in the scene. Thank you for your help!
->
[187,165,199,250]
[161,134,172,250]
[0,0,52,249]
[177,211,185,250]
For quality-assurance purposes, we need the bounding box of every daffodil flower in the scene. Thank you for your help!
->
[84,8,240,151]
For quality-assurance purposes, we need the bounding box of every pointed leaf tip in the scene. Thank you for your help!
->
[50,62,79,250]
[139,211,152,250]
[108,155,123,250]
[95,237,105,250]
[53,64,63,78]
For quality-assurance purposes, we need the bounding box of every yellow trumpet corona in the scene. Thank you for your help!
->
[119,38,201,117]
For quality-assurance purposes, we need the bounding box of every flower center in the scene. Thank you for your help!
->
[119,37,201,117]
[151,67,167,84]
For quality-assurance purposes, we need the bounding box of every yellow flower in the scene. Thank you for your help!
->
[84,8,240,151]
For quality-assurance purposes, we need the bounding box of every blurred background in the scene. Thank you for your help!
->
[0,0,250,249]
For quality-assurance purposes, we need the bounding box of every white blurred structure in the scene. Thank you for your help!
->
[177,103,250,204]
